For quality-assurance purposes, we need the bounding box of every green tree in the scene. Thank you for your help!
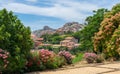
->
[0,9,33,73]
[93,3,120,59]
[0,9,33,56]
[73,8,108,51]
[41,33,65,44]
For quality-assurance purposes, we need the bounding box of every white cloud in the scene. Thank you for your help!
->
[0,1,99,21]
[0,0,119,30]
[25,0,37,2]
[0,0,118,23]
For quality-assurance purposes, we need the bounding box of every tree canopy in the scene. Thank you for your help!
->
[0,9,33,56]
[93,3,120,59]
[73,8,108,51]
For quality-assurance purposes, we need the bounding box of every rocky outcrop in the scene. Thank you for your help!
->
[56,22,84,34]
[32,22,84,37]
[32,26,55,37]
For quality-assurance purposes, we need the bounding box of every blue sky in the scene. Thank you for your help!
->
[0,0,119,31]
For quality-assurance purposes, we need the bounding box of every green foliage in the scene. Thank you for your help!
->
[96,54,104,63]
[38,46,53,51]
[0,9,33,73]
[72,53,83,64]
[94,4,120,59]
[26,50,46,71]
[105,24,120,59]
[0,9,33,56]
[55,56,66,67]
[26,50,66,72]
[72,32,81,42]
[70,46,82,55]
[41,33,65,44]
[4,55,26,73]
[0,49,9,72]
[104,3,120,18]
[38,45,69,54]
[73,8,108,51]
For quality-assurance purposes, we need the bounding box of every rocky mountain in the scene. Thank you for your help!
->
[56,22,84,34]
[32,22,84,37]
[32,26,55,37]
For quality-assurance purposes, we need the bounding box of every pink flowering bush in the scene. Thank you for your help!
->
[26,50,45,71]
[39,49,59,69]
[59,50,73,64]
[0,49,9,72]
[39,49,55,63]
[26,49,65,72]
[84,52,97,63]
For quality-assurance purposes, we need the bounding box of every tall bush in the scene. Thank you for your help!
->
[73,8,107,51]
[0,9,33,56]
[94,4,120,59]
[0,9,33,73]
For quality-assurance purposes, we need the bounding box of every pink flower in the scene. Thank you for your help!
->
[39,49,55,63]
[0,49,9,69]
[58,50,73,64]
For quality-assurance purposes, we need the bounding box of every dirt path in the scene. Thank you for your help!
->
[27,62,120,74]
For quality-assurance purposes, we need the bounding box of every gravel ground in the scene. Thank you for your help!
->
[27,62,120,74]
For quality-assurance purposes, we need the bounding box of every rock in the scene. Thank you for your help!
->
[32,22,84,37]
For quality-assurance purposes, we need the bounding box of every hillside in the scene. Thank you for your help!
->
[32,26,56,37]
[32,22,84,37]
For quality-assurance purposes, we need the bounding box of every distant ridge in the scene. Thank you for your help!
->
[32,22,84,37]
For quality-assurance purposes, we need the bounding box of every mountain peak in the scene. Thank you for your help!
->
[33,22,84,37]
[43,26,53,30]
[64,22,79,27]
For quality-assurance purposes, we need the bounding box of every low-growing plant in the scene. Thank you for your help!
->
[72,53,83,64]
[84,52,97,63]
[55,55,66,67]
[96,54,104,63]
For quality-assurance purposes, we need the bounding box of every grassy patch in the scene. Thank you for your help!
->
[72,53,83,64]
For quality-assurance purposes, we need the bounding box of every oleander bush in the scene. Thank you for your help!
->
[26,50,45,72]
[25,49,66,72]
[59,50,73,64]
[84,52,97,63]
[39,49,58,69]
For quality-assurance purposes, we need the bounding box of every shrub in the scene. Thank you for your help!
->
[59,50,73,64]
[5,55,27,73]
[0,9,33,56]
[84,52,97,63]
[26,50,45,72]
[93,4,120,59]
[0,9,33,73]
[39,49,59,69]
[96,54,104,63]
[55,55,66,67]
[26,49,66,71]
